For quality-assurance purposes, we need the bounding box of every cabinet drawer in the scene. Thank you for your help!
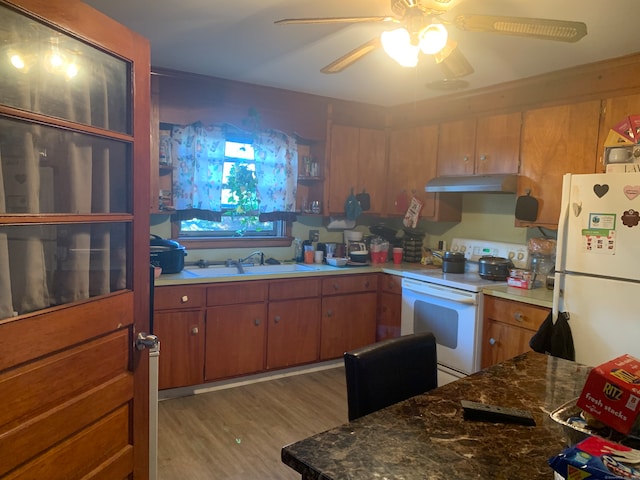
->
[154,285,204,310]
[207,281,268,306]
[322,274,378,296]
[379,273,402,294]
[483,296,549,332]
[269,278,320,301]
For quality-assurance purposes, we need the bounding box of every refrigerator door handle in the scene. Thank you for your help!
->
[552,272,563,319]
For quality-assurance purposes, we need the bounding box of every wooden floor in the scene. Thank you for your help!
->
[157,366,348,480]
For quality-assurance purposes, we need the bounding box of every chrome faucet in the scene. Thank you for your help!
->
[238,250,265,266]
[225,259,245,274]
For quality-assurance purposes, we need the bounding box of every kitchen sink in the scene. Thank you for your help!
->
[184,263,319,277]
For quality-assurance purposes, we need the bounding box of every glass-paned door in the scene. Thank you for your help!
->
[0,0,151,477]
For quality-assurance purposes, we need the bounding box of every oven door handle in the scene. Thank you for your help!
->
[402,280,478,305]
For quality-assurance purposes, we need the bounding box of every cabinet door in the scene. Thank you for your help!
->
[481,320,535,368]
[475,112,522,175]
[437,119,476,176]
[597,94,640,173]
[320,292,377,360]
[377,291,401,341]
[481,296,549,369]
[154,310,205,389]
[357,127,387,214]
[205,303,267,380]
[267,298,321,369]
[327,124,359,214]
[386,125,435,215]
[518,101,601,227]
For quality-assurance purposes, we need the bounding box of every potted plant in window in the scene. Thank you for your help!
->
[225,163,260,234]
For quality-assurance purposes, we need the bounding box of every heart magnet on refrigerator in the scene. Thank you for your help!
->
[623,185,640,200]
[593,184,609,198]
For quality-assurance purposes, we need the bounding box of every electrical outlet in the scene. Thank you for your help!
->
[309,230,319,242]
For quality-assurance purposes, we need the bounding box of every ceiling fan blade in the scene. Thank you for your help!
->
[320,37,382,74]
[434,40,474,78]
[275,16,396,25]
[454,15,587,43]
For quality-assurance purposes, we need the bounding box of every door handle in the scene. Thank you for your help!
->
[136,332,159,351]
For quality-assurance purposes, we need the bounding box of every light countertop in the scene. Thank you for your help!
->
[482,284,554,309]
[155,262,554,308]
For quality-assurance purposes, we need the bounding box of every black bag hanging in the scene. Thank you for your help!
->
[529,311,575,361]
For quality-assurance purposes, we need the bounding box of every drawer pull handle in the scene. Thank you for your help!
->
[191,326,199,335]
[327,309,333,317]
[489,337,496,345]
[514,312,524,322]
[333,283,340,291]
[181,295,189,303]
[274,315,281,323]
[254,318,261,326]
[364,281,370,288]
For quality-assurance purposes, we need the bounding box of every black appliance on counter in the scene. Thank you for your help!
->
[150,234,187,274]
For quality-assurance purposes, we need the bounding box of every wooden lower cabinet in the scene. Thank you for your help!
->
[205,303,267,380]
[154,284,206,390]
[481,295,550,369]
[267,297,321,369]
[155,310,205,390]
[155,274,387,388]
[377,274,402,341]
[321,292,377,360]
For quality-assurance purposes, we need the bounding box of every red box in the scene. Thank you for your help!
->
[506,277,532,289]
[576,354,640,435]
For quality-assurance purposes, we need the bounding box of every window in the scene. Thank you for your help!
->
[179,139,284,238]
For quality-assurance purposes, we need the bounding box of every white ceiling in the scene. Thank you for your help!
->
[83,0,640,107]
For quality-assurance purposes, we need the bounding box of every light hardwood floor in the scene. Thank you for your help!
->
[158,366,348,480]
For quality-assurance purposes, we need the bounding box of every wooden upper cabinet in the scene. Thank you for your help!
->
[518,100,601,227]
[387,125,461,221]
[437,118,476,176]
[326,124,386,215]
[437,114,521,177]
[597,93,640,173]
[475,112,522,175]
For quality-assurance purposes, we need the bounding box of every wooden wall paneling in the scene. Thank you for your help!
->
[155,68,329,140]
[388,53,640,128]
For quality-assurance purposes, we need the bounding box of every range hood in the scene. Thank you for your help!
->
[425,174,518,193]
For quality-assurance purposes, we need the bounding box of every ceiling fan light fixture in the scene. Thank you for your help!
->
[418,23,448,55]
[381,27,419,67]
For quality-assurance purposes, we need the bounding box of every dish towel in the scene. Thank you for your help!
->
[529,311,575,361]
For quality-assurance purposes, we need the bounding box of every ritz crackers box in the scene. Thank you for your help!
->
[576,354,640,435]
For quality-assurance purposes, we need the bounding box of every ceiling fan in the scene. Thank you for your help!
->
[274,0,587,80]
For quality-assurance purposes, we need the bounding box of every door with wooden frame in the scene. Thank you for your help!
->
[0,1,151,478]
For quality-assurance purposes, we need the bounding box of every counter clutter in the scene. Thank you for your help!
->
[281,351,590,480]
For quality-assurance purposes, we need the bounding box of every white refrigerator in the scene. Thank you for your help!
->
[554,172,640,366]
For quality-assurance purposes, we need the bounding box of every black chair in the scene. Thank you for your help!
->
[343,332,438,421]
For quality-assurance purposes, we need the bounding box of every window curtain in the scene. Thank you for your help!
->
[170,123,298,222]
[253,130,298,221]
[171,123,225,222]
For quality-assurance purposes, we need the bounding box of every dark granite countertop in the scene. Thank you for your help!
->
[281,352,591,480]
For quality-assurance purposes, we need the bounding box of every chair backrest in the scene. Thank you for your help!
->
[343,332,438,421]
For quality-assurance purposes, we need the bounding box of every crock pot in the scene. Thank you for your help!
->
[150,234,187,274]
[442,251,466,273]
[478,256,513,280]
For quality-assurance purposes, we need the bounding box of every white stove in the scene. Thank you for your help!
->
[400,238,529,386]
[403,238,530,292]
